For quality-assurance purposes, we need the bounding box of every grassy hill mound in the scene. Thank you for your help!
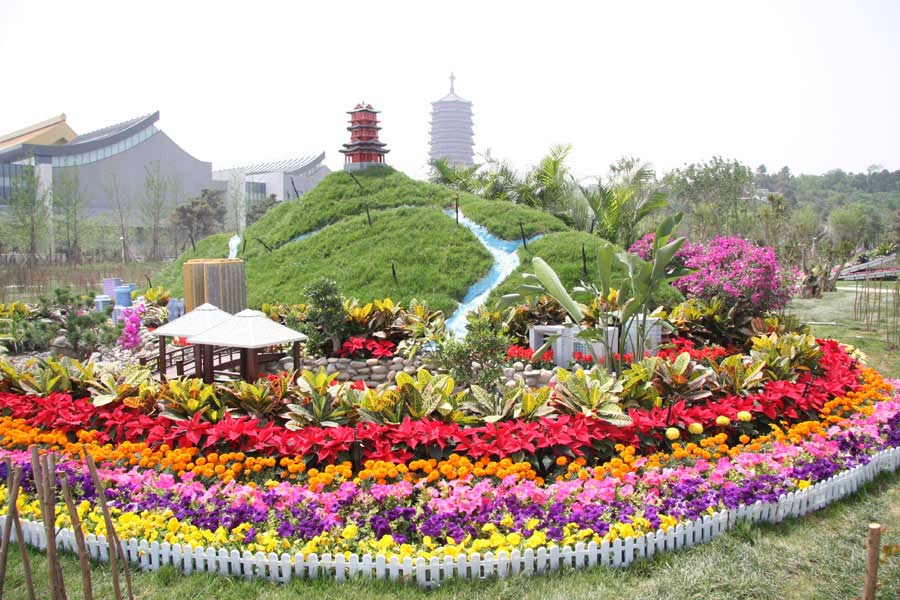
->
[155,168,570,311]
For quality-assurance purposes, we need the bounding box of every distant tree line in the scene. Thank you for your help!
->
[430,151,900,288]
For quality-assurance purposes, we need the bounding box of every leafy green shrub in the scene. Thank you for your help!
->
[300,278,350,356]
[435,316,511,390]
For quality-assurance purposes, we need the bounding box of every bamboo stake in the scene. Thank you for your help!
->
[35,452,67,600]
[85,453,132,600]
[59,476,93,600]
[863,522,883,600]
[46,454,69,600]
[0,460,22,599]
[3,460,36,600]
[30,448,60,600]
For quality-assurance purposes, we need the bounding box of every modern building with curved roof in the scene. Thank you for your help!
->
[429,74,475,167]
[0,111,331,250]
[0,111,214,226]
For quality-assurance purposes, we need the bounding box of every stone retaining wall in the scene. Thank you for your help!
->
[272,356,557,389]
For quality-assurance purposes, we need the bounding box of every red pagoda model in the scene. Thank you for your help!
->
[339,102,389,171]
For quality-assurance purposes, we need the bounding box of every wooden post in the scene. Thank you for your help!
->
[240,348,248,380]
[157,335,167,377]
[246,349,258,382]
[193,344,203,379]
[203,345,215,383]
[292,341,301,379]
[863,522,883,600]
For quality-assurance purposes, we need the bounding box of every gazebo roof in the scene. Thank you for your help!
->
[151,303,231,338]
[186,309,308,349]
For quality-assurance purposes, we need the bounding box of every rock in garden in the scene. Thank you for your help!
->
[50,335,77,358]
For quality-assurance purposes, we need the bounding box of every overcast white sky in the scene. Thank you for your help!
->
[1,0,898,180]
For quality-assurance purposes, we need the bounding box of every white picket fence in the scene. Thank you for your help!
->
[3,447,899,587]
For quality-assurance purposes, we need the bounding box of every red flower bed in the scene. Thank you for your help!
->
[0,340,859,467]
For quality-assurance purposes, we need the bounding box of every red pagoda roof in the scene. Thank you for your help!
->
[348,103,379,114]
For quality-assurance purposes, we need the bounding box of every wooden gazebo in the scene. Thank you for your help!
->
[150,303,231,379]
[186,309,307,382]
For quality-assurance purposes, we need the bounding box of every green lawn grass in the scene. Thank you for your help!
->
[789,288,900,378]
[5,289,899,598]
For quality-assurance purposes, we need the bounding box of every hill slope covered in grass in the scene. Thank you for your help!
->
[155,168,571,312]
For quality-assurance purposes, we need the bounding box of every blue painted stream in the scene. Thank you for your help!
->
[444,209,542,337]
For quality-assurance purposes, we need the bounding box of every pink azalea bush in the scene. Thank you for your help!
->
[630,234,797,314]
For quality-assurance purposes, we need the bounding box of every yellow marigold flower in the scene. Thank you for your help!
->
[688,422,703,435]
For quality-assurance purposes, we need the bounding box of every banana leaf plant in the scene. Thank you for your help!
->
[499,214,692,374]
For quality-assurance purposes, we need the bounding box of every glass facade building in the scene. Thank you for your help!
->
[0,163,31,204]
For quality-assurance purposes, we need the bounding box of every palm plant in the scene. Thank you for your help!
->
[580,160,668,248]
[429,158,484,194]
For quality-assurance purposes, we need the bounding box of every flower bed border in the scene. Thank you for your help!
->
[5,447,899,587]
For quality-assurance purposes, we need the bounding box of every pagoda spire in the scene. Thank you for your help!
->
[429,75,475,167]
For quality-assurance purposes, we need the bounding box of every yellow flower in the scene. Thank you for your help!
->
[797,479,811,490]
[166,517,180,534]
[715,415,731,426]
[737,411,752,422]
[341,524,358,540]
[666,427,681,441]
[525,531,547,549]
[688,422,704,435]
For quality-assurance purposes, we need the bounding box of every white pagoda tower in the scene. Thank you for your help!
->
[429,73,475,167]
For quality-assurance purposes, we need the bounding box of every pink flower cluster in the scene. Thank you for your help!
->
[117,304,145,350]
[630,234,797,314]
[677,237,798,314]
